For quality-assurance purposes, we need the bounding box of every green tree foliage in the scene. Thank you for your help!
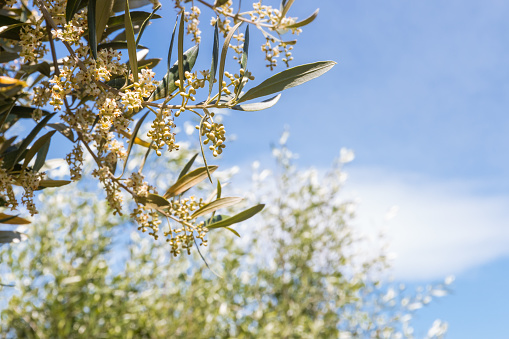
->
[0,141,451,338]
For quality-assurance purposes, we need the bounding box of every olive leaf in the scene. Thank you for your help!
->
[178,153,199,180]
[22,130,56,172]
[88,0,98,59]
[231,94,281,111]
[124,0,139,83]
[117,111,149,179]
[148,45,199,101]
[217,21,243,103]
[237,60,336,103]
[65,0,83,22]
[138,193,170,208]
[0,213,30,225]
[206,204,265,229]
[164,166,218,198]
[95,0,114,42]
[191,197,244,219]
[209,21,219,97]
[285,9,319,29]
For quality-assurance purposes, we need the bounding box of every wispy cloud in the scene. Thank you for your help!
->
[345,166,509,281]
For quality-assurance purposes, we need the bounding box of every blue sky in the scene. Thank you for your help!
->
[146,0,509,337]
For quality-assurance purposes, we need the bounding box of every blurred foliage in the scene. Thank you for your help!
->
[0,141,450,338]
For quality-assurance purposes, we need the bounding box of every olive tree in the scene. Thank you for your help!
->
[1,140,451,338]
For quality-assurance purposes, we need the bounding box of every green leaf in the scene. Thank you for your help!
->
[112,0,153,12]
[232,94,281,111]
[22,130,56,172]
[135,4,160,47]
[88,0,98,59]
[9,106,50,119]
[178,153,199,180]
[118,111,148,179]
[191,197,243,219]
[148,45,199,101]
[47,123,75,142]
[216,179,222,200]
[209,21,219,97]
[217,21,243,103]
[280,0,295,18]
[0,230,26,244]
[285,8,319,29]
[225,227,240,237]
[0,51,19,63]
[206,204,265,229]
[98,42,148,50]
[0,24,25,41]
[10,113,55,169]
[66,0,83,22]
[33,138,50,173]
[138,58,161,69]
[214,0,229,7]
[138,193,170,208]
[0,213,30,225]
[37,180,71,188]
[204,214,226,226]
[235,25,250,98]
[124,0,139,83]
[95,0,114,42]
[164,166,218,198]
[104,12,162,37]
[20,61,51,77]
[177,13,185,93]
[167,17,179,73]
[237,60,336,103]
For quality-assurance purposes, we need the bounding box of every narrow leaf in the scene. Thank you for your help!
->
[66,0,83,22]
[191,197,243,219]
[216,179,222,199]
[285,9,319,29]
[112,0,153,12]
[33,137,50,173]
[138,58,161,69]
[88,0,98,59]
[48,123,75,142]
[167,17,179,73]
[10,113,55,169]
[235,25,249,98]
[135,4,161,47]
[98,42,148,51]
[125,0,139,83]
[38,180,71,188]
[149,45,199,101]
[95,0,114,42]
[280,0,295,18]
[206,204,265,229]
[208,21,219,97]
[0,230,26,244]
[104,12,162,36]
[217,21,243,103]
[178,153,199,179]
[164,166,218,198]
[118,111,148,179]
[0,213,30,224]
[232,94,281,111]
[138,193,170,208]
[177,13,185,92]
[238,60,336,103]
[22,130,56,172]
[225,227,240,237]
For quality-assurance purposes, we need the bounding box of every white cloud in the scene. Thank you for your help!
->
[344,167,509,281]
